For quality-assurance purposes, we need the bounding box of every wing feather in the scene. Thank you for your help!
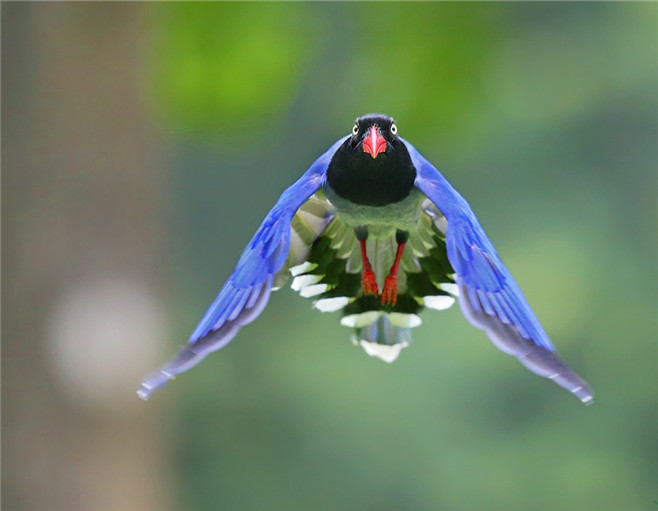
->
[404,138,593,404]
[138,136,348,399]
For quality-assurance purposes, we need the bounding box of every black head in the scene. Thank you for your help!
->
[349,113,399,159]
[326,113,416,207]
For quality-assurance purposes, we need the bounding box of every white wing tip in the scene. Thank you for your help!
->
[313,296,349,312]
[423,295,456,311]
[137,370,176,401]
[291,274,322,291]
[358,340,409,363]
[289,261,316,277]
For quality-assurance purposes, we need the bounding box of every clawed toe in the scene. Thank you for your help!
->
[362,270,379,296]
[381,275,398,306]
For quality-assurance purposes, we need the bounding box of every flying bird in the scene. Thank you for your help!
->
[138,113,593,404]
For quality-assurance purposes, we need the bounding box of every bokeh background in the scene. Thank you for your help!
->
[3,3,657,511]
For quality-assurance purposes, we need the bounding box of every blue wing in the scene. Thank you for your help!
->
[138,136,349,400]
[403,138,593,404]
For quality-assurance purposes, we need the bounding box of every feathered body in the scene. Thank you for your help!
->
[138,114,593,404]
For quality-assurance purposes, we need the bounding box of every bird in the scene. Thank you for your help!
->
[138,113,593,404]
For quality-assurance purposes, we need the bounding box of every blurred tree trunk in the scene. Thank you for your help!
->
[3,4,173,511]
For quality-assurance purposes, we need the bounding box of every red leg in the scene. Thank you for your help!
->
[381,242,406,306]
[359,239,379,296]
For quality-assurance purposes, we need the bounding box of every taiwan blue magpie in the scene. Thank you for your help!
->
[138,113,593,404]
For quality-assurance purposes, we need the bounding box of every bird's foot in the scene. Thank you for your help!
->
[381,275,398,306]
[361,270,379,296]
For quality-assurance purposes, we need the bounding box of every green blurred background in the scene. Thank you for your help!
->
[3,3,656,511]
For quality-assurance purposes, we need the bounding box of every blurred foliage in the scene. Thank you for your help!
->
[149,3,320,136]
[148,3,510,142]
[145,3,657,511]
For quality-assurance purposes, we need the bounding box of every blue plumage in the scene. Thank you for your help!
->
[188,136,348,344]
[408,139,554,348]
[138,117,592,404]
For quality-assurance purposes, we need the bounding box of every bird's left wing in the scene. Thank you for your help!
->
[138,136,348,399]
[403,138,593,404]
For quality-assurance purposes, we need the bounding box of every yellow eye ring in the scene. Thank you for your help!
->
[390,123,397,135]
[352,124,359,136]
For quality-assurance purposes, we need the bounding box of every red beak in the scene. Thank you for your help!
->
[362,126,387,159]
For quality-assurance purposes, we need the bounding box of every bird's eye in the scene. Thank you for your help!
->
[390,123,398,135]
[352,124,359,136]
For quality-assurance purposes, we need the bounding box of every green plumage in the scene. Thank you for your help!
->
[275,193,457,361]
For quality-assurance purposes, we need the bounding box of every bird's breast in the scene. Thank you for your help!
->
[323,185,426,237]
